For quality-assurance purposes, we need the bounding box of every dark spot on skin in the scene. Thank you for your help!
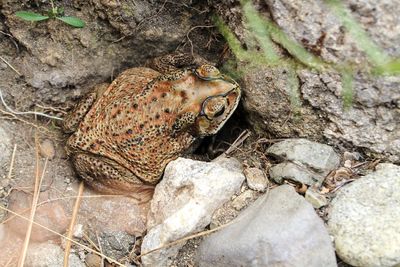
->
[155,113,160,119]
[161,92,167,98]
[139,124,144,129]
[164,108,170,113]
[90,143,96,149]
[180,91,187,98]
[112,114,117,119]
[152,96,157,102]
[133,103,138,109]
[126,129,133,134]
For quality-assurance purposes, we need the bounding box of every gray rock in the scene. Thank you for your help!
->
[197,185,337,267]
[243,167,269,192]
[98,231,136,261]
[305,187,329,208]
[267,139,340,175]
[141,157,245,267]
[25,242,84,267]
[269,162,322,186]
[231,189,257,211]
[328,163,400,267]
[0,124,11,169]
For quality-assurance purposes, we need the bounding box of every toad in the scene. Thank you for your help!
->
[63,54,241,200]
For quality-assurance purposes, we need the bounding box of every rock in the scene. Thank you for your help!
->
[98,231,136,260]
[231,189,257,211]
[328,163,400,267]
[214,0,400,161]
[197,185,337,267]
[25,242,84,267]
[6,190,70,242]
[267,139,340,175]
[141,157,245,267]
[305,187,329,208]
[0,123,12,168]
[85,253,103,267]
[39,139,56,159]
[243,167,269,192]
[269,162,321,186]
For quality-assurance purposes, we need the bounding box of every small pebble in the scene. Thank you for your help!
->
[244,167,269,192]
[73,224,84,239]
[232,190,255,211]
[39,139,56,159]
[305,187,328,209]
[85,253,103,267]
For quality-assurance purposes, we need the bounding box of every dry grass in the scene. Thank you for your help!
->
[63,181,84,267]
[18,134,48,266]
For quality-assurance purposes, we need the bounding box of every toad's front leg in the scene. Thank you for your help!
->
[62,83,109,133]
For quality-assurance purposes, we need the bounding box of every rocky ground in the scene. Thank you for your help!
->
[0,0,399,266]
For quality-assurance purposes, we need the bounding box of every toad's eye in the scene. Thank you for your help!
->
[201,96,227,120]
[194,65,221,80]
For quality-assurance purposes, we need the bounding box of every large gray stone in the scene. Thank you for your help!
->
[197,185,337,267]
[328,163,400,267]
[141,157,245,267]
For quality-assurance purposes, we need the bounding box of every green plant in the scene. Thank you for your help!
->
[15,0,85,28]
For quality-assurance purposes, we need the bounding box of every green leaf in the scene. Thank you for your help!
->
[15,11,49,22]
[57,16,85,28]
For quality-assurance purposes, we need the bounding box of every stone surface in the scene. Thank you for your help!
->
[0,123,12,169]
[197,185,337,267]
[269,162,321,186]
[328,163,400,267]
[305,187,329,208]
[141,157,245,267]
[267,139,340,175]
[231,189,257,211]
[215,0,400,162]
[98,231,136,261]
[25,242,84,267]
[243,167,269,192]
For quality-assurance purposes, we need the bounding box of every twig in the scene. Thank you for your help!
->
[82,232,101,252]
[184,25,215,55]
[0,90,63,121]
[63,182,84,267]
[7,144,17,180]
[0,108,52,134]
[223,129,251,156]
[18,138,48,267]
[35,103,68,115]
[96,231,105,267]
[0,56,22,76]
[0,205,126,267]
[0,30,20,53]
